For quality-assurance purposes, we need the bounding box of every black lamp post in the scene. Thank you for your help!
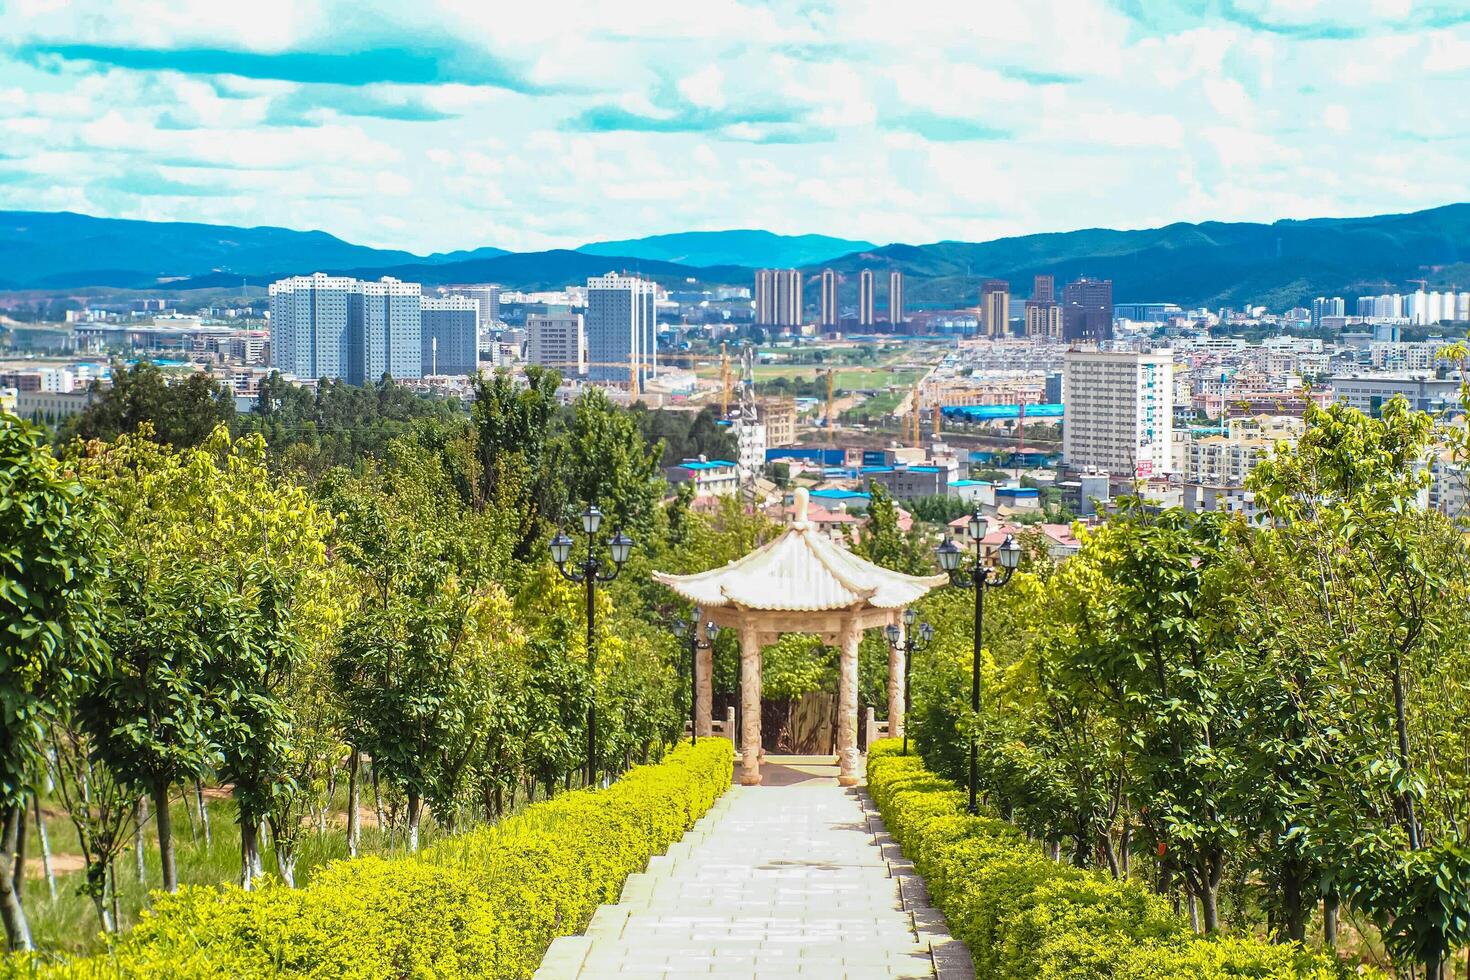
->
[550,505,635,788]
[937,509,1021,815]
[885,608,934,755]
[670,613,719,745]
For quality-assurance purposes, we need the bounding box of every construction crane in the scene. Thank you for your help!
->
[825,369,836,446]
[721,342,732,416]
[908,382,922,448]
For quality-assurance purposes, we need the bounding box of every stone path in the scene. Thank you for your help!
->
[535,755,973,980]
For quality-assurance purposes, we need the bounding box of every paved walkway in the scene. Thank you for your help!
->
[535,755,972,980]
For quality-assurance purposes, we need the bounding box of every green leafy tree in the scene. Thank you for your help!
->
[65,360,235,448]
[854,483,929,575]
[0,413,108,949]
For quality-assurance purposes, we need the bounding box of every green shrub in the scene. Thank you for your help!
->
[3,739,733,979]
[865,740,1368,980]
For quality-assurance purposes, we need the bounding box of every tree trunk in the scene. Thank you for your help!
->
[107,859,120,934]
[1280,859,1308,944]
[151,778,177,893]
[406,792,422,854]
[195,781,210,846]
[275,841,297,888]
[346,749,361,858]
[1198,881,1219,933]
[32,796,54,902]
[372,768,385,836]
[1323,891,1339,949]
[133,797,147,882]
[11,802,26,899]
[1099,833,1119,878]
[240,820,260,891]
[1187,893,1200,933]
[1119,821,1131,878]
[1071,834,1089,868]
[0,805,33,951]
[90,892,114,934]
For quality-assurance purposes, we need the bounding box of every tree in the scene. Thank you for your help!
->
[565,387,666,540]
[853,483,929,575]
[470,368,566,561]
[65,360,235,449]
[0,413,108,949]
[47,717,135,932]
[73,427,261,893]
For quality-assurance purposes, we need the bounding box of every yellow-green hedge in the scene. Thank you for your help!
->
[7,739,733,979]
[865,740,1368,980]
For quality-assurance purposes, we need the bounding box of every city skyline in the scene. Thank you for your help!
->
[1,2,1467,254]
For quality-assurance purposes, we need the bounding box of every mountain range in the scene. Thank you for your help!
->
[2,205,1469,310]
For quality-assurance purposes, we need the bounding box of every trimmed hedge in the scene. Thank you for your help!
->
[6,739,733,979]
[865,740,1370,980]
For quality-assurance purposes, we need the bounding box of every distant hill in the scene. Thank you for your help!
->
[818,205,1470,310]
[576,230,875,269]
[162,251,751,293]
[0,211,508,289]
[5,205,1470,310]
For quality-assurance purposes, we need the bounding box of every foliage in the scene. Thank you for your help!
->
[2,740,733,979]
[63,361,236,450]
[866,743,1366,980]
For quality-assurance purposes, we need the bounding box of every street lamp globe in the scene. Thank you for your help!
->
[998,534,1022,570]
[920,622,934,644]
[705,621,720,640]
[903,607,918,627]
[937,538,963,572]
[549,531,573,567]
[967,509,986,542]
[671,617,688,638]
[609,530,634,566]
[885,624,901,646]
[582,505,604,536]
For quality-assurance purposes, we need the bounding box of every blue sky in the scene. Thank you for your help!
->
[0,0,1467,253]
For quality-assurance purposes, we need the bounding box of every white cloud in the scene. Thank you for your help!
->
[0,0,1463,253]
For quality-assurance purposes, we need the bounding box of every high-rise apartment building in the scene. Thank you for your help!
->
[526,312,586,374]
[269,273,424,383]
[820,269,839,328]
[888,271,905,327]
[586,273,657,384]
[1061,277,1114,342]
[1061,348,1174,478]
[1311,296,1345,328]
[981,279,1010,338]
[1025,299,1062,338]
[1032,275,1055,304]
[444,284,499,328]
[858,270,876,327]
[420,295,479,376]
[755,269,803,327]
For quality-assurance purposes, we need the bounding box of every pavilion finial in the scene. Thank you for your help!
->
[792,487,810,528]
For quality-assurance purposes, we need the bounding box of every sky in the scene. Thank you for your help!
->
[0,0,1468,254]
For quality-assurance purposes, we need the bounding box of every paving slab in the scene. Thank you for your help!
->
[535,755,972,980]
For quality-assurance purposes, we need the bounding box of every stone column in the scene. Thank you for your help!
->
[739,621,763,786]
[888,614,905,743]
[837,617,860,786]
[697,621,714,739]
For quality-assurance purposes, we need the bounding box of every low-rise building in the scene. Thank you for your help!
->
[665,457,740,496]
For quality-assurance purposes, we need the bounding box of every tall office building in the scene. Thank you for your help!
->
[858,270,876,327]
[1062,348,1174,478]
[888,271,905,327]
[755,269,803,327]
[269,273,424,383]
[1032,275,1055,304]
[981,279,1010,338]
[1311,296,1345,328]
[526,312,586,374]
[586,272,657,385]
[1062,277,1114,342]
[820,269,839,328]
[420,295,479,376]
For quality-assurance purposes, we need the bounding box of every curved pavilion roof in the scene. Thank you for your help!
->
[652,488,947,612]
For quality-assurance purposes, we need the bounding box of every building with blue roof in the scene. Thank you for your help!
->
[665,457,740,496]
